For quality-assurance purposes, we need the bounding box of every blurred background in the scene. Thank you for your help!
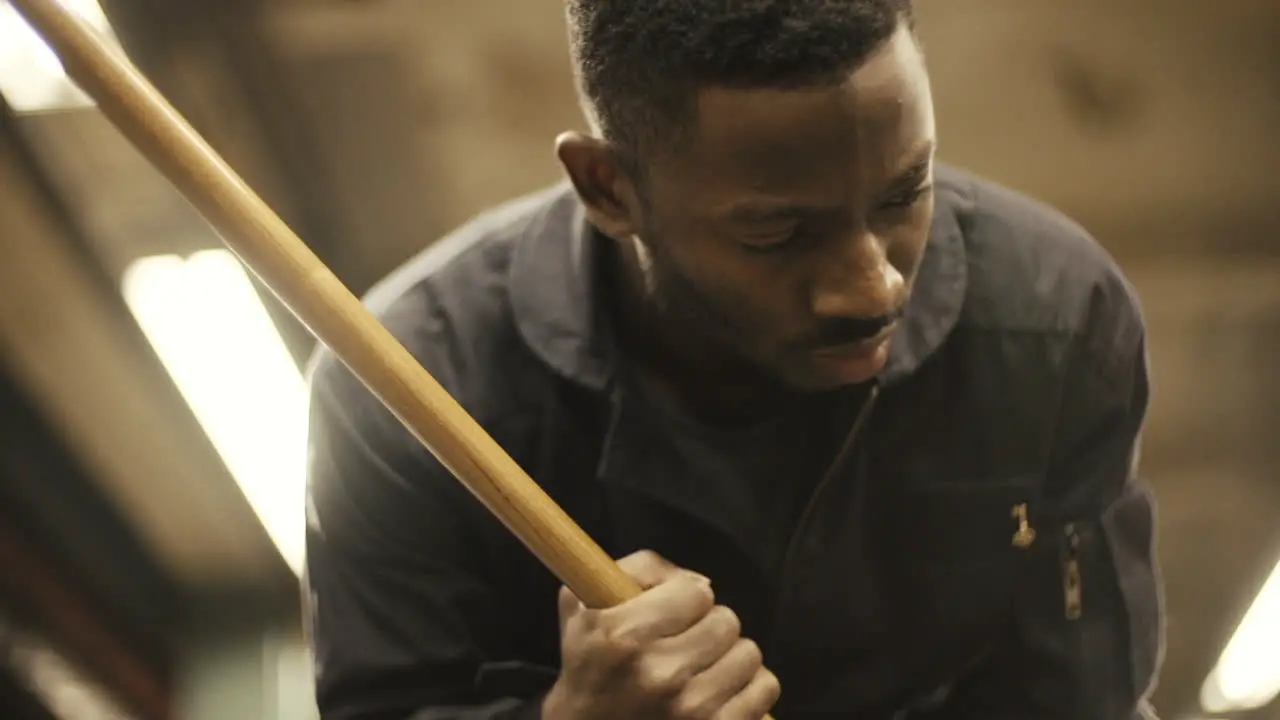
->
[0,0,1276,718]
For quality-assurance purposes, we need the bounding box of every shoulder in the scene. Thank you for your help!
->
[307,183,576,429]
[938,165,1145,370]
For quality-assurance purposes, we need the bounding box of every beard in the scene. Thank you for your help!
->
[642,240,737,341]
[629,227,788,393]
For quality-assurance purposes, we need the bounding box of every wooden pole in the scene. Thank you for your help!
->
[11,6,778,715]
[9,0,639,609]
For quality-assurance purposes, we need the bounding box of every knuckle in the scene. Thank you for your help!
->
[620,550,674,587]
[634,656,684,697]
[670,692,714,719]
[633,549,663,564]
[738,639,764,668]
[594,622,643,664]
[711,605,742,638]
[682,577,716,609]
[628,549,667,572]
[760,670,782,702]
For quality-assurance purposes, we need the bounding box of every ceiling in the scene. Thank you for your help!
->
[0,0,1276,717]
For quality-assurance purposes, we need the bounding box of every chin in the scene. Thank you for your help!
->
[796,372,875,393]
[774,367,865,393]
[779,343,892,391]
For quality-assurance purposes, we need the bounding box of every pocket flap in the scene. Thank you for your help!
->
[891,474,1043,571]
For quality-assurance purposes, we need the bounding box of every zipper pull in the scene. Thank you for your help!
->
[1011,503,1037,549]
[1063,524,1083,620]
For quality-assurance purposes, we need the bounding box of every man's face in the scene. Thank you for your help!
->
[633,27,936,392]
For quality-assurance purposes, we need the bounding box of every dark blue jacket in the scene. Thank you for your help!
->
[304,166,1164,719]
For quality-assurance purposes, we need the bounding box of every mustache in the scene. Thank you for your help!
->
[806,306,906,348]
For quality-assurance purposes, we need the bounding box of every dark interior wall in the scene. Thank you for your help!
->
[0,95,175,720]
[0,664,56,720]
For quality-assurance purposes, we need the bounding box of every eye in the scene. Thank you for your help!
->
[881,184,933,211]
[740,228,807,255]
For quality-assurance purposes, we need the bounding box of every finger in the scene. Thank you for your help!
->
[597,573,715,644]
[625,605,741,703]
[712,667,781,720]
[616,550,704,589]
[647,605,741,678]
[674,639,766,717]
[557,584,584,630]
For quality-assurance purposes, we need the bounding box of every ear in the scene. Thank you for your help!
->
[555,131,643,240]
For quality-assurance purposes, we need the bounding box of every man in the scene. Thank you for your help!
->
[304,1,1164,718]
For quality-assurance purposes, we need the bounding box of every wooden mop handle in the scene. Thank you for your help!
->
[9,0,641,608]
[17,7,780,715]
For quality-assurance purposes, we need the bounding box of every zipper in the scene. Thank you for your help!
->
[763,382,881,661]
[1063,523,1083,621]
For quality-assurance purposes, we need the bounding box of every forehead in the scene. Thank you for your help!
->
[647,27,935,211]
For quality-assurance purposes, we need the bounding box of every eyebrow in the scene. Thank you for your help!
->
[878,139,937,196]
[719,146,936,224]
[723,200,829,225]
[885,157,932,195]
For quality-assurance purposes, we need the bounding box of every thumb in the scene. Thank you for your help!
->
[616,549,707,589]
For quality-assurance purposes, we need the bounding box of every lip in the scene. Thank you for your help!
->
[811,322,899,360]
[807,323,897,385]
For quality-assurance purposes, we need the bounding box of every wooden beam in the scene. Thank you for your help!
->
[0,511,172,719]
[0,99,287,588]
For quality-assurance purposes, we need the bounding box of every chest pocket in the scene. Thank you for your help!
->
[881,474,1042,660]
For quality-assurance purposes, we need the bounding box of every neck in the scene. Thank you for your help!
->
[601,234,799,425]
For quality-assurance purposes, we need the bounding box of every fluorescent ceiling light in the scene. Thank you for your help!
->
[4,623,131,719]
[1201,557,1280,713]
[122,249,308,576]
[0,0,117,113]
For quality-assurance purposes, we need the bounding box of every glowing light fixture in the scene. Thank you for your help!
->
[0,0,119,112]
[122,249,308,575]
[1201,557,1280,713]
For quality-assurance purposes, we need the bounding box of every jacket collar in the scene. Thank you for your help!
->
[881,168,971,385]
[510,170,970,391]
[509,184,615,390]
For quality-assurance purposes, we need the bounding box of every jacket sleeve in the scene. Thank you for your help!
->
[302,347,551,720]
[928,273,1165,720]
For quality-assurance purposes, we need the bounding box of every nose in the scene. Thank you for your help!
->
[810,230,905,319]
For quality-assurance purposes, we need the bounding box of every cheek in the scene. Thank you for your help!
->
[663,240,802,343]
[886,202,934,283]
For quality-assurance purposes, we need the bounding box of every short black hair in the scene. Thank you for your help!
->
[566,0,915,168]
